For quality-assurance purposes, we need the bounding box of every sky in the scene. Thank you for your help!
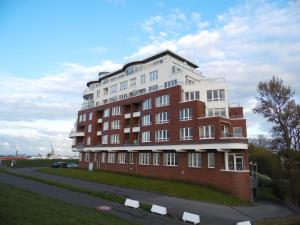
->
[0,0,299,156]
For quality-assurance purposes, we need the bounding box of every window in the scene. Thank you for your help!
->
[155,112,169,124]
[102,135,108,144]
[184,91,200,101]
[120,81,128,90]
[233,127,242,137]
[142,115,151,126]
[153,153,160,166]
[149,85,158,92]
[149,70,158,81]
[155,130,169,142]
[188,153,202,168]
[119,93,128,100]
[89,112,93,120]
[88,124,92,133]
[207,89,225,101]
[118,153,126,164]
[199,126,215,139]
[208,153,215,168]
[130,78,136,88]
[142,99,152,110]
[140,74,146,84]
[83,114,86,121]
[85,153,90,162]
[208,108,226,117]
[163,153,177,166]
[180,127,193,140]
[129,153,134,164]
[111,120,120,130]
[139,153,151,165]
[126,66,135,75]
[155,95,170,107]
[110,84,118,94]
[112,106,121,116]
[79,114,82,122]
[221,125,230,137]
[103,108,110,117]
[110,134,120,144]
[103,121,109,131]
[228,153,244,171]
[87,136,91,145]
[142,131,151,143]
[164,79,177,88]
[180,108,192,121]
[96,90,100,97]
[108,153,116,163]
[79,152,83,161]
[101,152,106,163]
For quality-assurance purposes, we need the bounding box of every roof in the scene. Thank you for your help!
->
[97,50,199,83]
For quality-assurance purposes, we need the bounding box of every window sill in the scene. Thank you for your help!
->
[220,169,249,172]
[163,165,178,167]
[188,166,202,169]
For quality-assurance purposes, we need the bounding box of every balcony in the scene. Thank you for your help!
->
[98,118,103,123]
[69,130,85,138]
[81,100,94,109]
[124,128,130,133]
[97,131,102,136]
[132,126,140,132]
[83,88,94,99]
[132,111,141,117]
[125,113,131,119]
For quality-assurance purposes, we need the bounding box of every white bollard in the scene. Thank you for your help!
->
[182,212,200,224]
[150,204,167,215]
[124,198,139,209]
[236,221,251,225]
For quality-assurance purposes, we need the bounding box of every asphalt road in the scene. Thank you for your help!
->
[2,167,297,225]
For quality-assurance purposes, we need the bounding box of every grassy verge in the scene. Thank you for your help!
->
[256,215,300,225]
[2,159,79,168]
[0,182,139,225]
[5,170,151,211]
[39,168,249,206]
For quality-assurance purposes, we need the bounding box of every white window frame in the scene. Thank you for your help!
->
[180,127,193,140]
[149,85,158,92]
[110,134,120,144]
[199,126,215,139]
[155,95,170,107]
[118,153,126,164]
[142,115,151,126]
[227,153,244,171]
[208,153,215,168]
[79,115,82,122]
[111,120,121,130]
[79,152,83,161]
[155,112,169,124]
[108,153,116,163]
[140,74,146,84]
[184,91,200,101]
[102,135,108,144]
[120,81,128,90]
[85,152,90,162]
[112,106,121,116]
[155,130,170,142]
[142,131,151,143]
[153,153,160,166]
[87,136,91,145]
[207,89,225,102]
[103,121,109,131]
[103,108,110,118]
[89,112,93,120]
[142,99,152,110]
[129,153,134,164]
[101,152,106,163]
[110,84,118,94]
[149,70,158,81]
[188,153,202,168]
[208,108,226,117]
[179,108,192,121]
[88,124,92,133]
[163,153,177,166]
[233,127,243,137]
[83,114,86,121]
[139,153,151,165]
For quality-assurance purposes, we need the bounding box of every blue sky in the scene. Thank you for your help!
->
[0,0,299,155]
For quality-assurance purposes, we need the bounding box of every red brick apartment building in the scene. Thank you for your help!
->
[69,50,252,201]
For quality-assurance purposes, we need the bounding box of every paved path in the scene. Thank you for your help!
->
[6,168,297,225]
[0,172,185,225]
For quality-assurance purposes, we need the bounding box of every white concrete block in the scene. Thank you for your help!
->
[124,198,139,209]
[236,221,251,225]
[182,212,200,224]
[150,204,167,215]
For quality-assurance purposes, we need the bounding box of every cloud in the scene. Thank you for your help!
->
[0,60,121,155]
[130,0,300,137]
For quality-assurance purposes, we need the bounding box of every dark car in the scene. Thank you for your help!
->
[51,162,67,168]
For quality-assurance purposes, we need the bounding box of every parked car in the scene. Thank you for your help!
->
[51,162,67,168]
[67,162,78,168]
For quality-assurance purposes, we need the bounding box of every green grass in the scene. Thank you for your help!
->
[0,182,139,225]
[256,215,300,225]
[39,168,249,206]
[258,186,282,203]
[2,159,79,168]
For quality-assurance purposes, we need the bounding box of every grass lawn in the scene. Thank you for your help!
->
[39,168,249,206]
[256,215,300,225]
[0,182,138,225]
[2,159,79,168]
